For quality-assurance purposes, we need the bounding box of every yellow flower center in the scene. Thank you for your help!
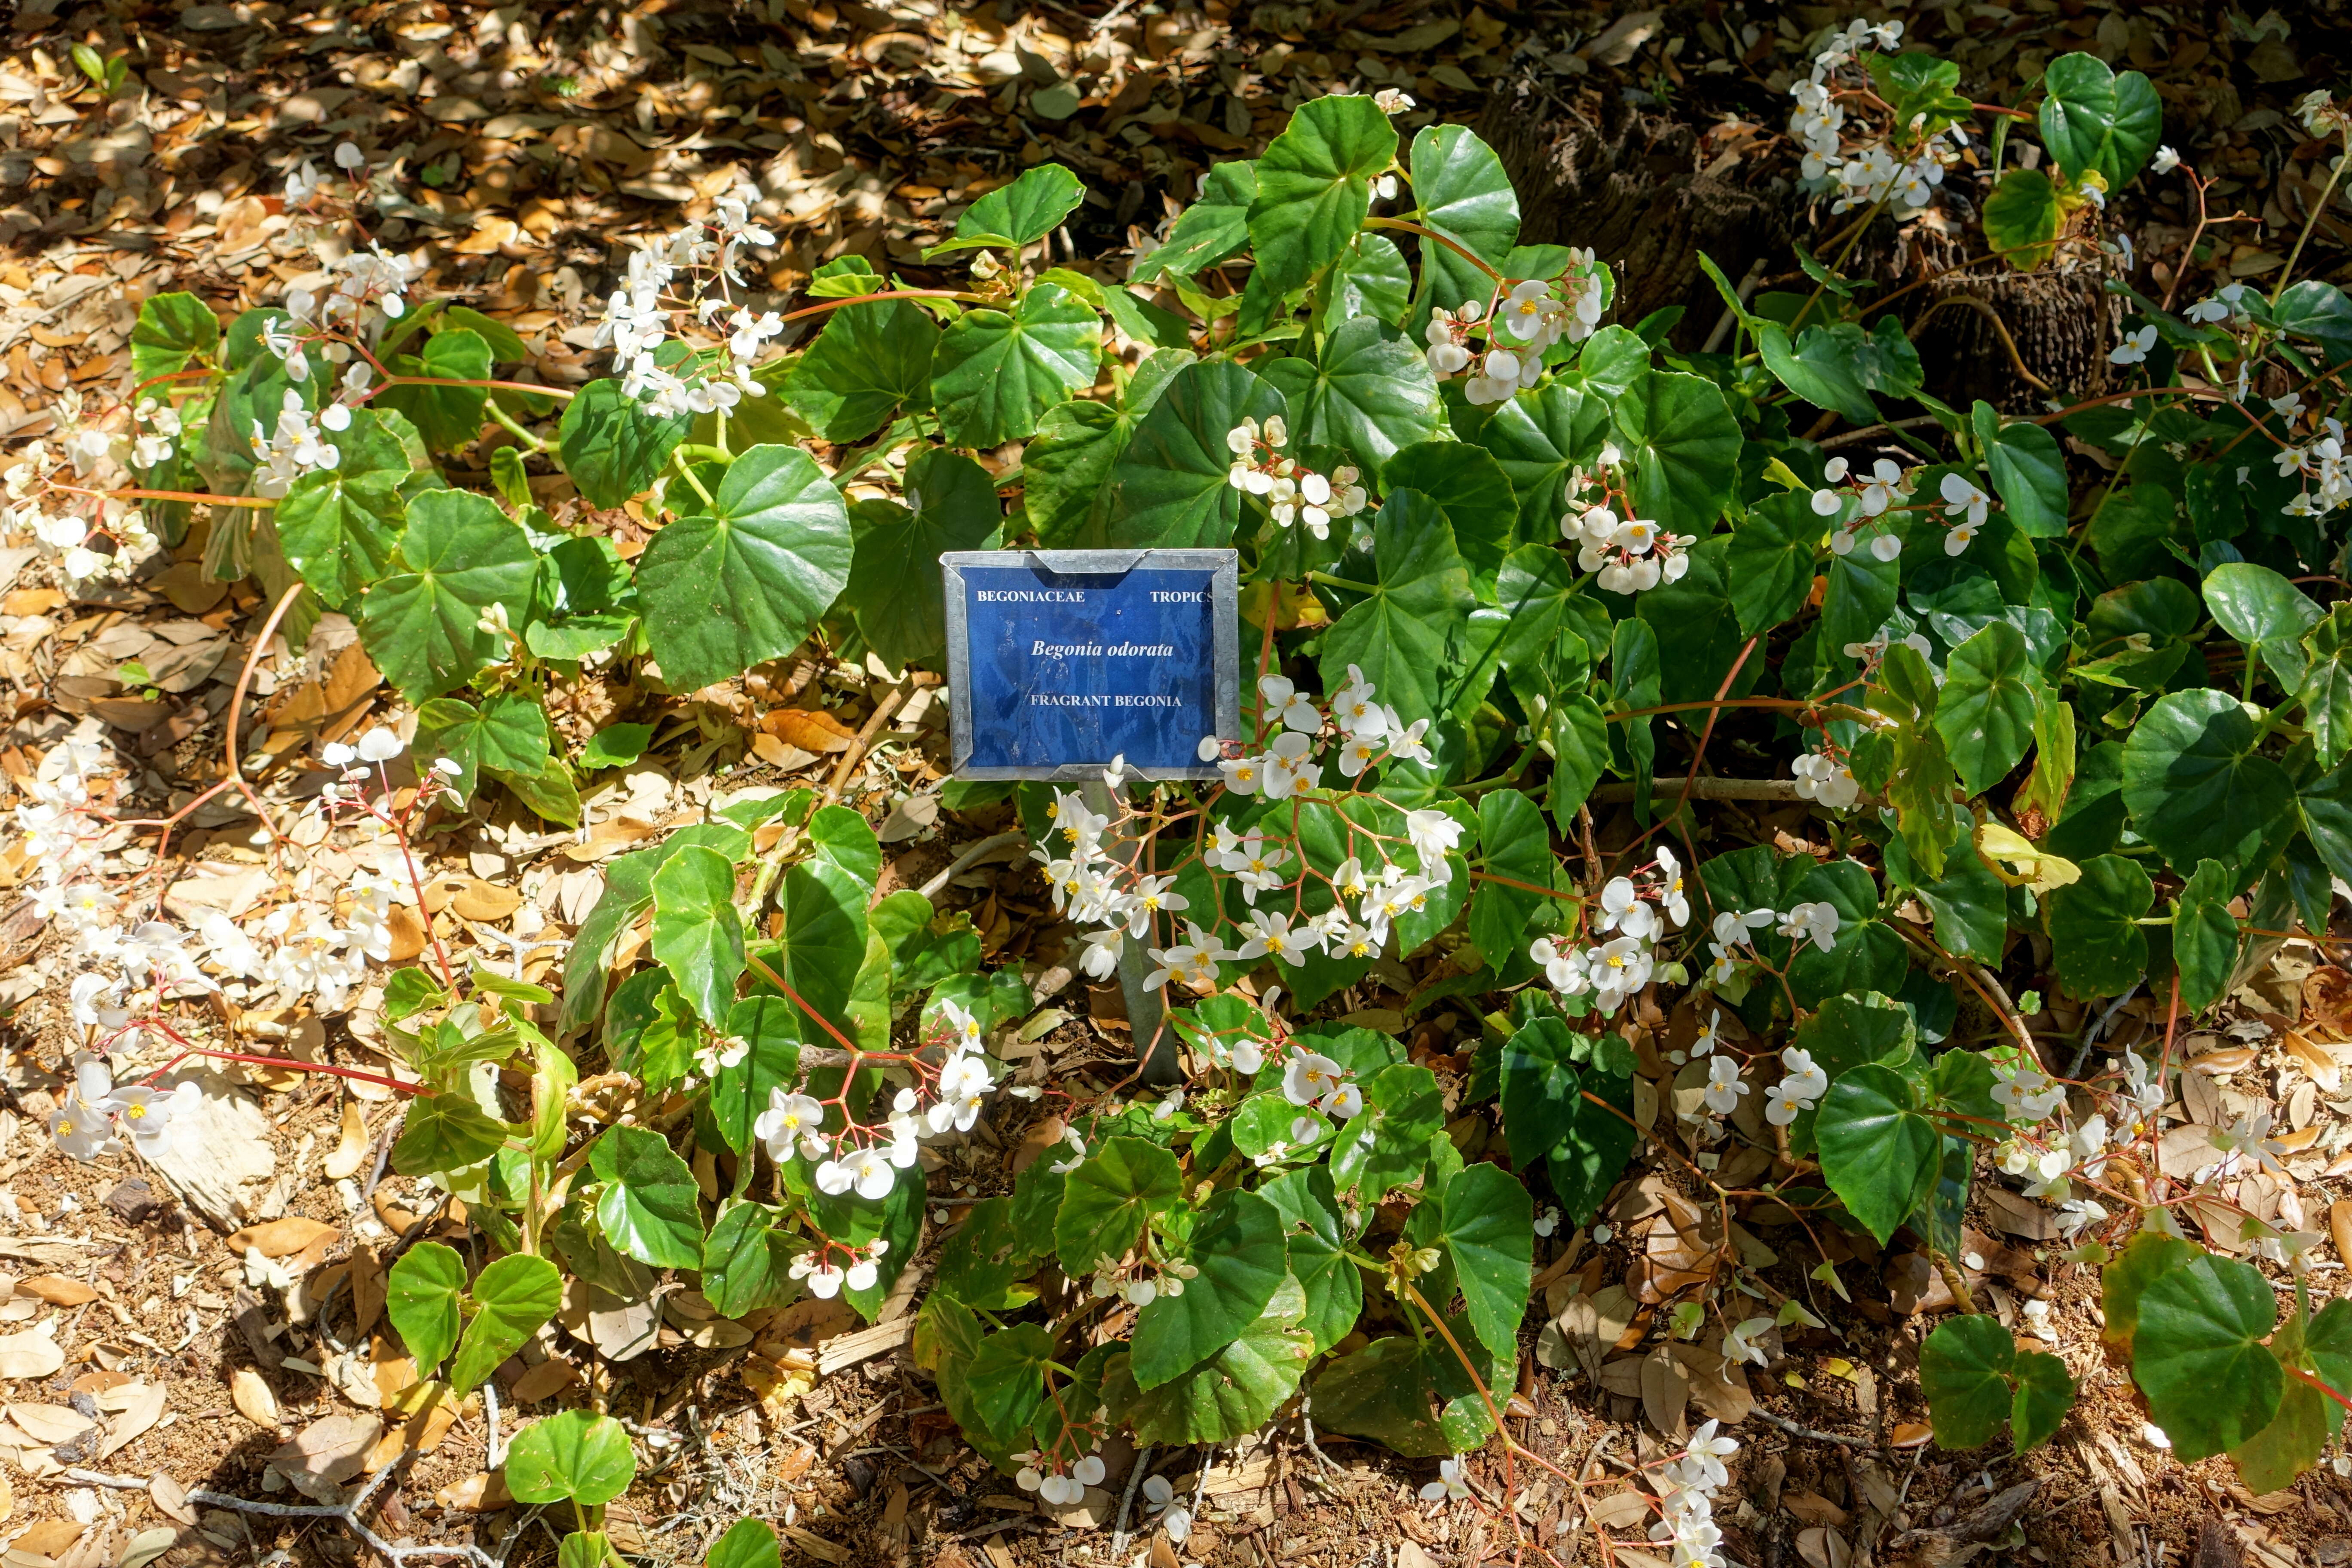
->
[126,1105,145,1121]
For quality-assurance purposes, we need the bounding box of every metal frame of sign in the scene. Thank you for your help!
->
[941,547,1240,782]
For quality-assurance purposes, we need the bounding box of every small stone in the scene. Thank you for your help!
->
[103,1178,165,1225]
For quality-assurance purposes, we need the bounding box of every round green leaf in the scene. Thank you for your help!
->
[381,328,490,451]
[415,692,551,801]
[503,1409,637,1506]
[389,1093,513,1176]
[1919,1314,2016,1449]
[1255,1167,1361,1356]
[277,468,403,612]
[2300,606,2352,769]
[1111,1276,1314,1444]
[1613,368,1742,537]
[2010,1350,2076,1454]
[1259,315,1439,475]
[1723,491,1823,638]
[1814,1063,1941,1246]
[782,298,939,444]
[2172,858,2242,1013]
[2204,561,2321,691]
[1053,1136,1182,1275]
[2121,688,2296,878]
[131,291,218,381]
[931,282,1099,449]
[1246,94,1397,300]
[385,1240,465,1375]
[2038,52,2162,187]
[2132,1254,2282,1460]
[651,845,743,1025]
[1758,322,1876,425]
[1130,162,1255,283]
[590,1124,706,1270]
[968,1322,1056,1436]
[778,855,868,1029]
[1982,168,2063,269]
[1408,122,1518,311]
[1974,404,2069,538]
[634,444,853,692]
[2046,852,2153,999]
[1435,1162,1532,1362]
[845,449,1000,670]
[1321,231,1412,330]
[954,163,1084,247]
[1317,490,1476,725]
[1129,1189,1289,1390]
[698,1197,799,1318]
[357,488,537,700]
[707,995,802,1157]
[448,1253,560,1396]
[1382,441,1517,581]
[1472,381,1612,536]
[558,377,694,509]
[1328,1063,1447,1204]
[2100,1230,2204,1354]
[1936,619,2039,794]
[705,1519,779,1568]
[1103,358,1287,547]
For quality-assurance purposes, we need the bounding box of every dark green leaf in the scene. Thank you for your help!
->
[955,163,1085,246]
[1246,94,1396,300]
[1408,123,1518,310]
[1919,1314,2015,1449]
[1317,490,1476,725]
[357,488,537,700]
[591,1124,705,1270]
[2132,1254,2282,1460]
[1103,359,1287,547]
[783,299,939,444]
[131,291,219,380]
[2121,688,2296,880]
[385,1240,465,1374]
[1054,1136,1182,1275]
[557,378,693,509]
[2039,52,2163,187]
[1936,619,2040,794]
[1814,1063,1941,1246]
[448,1253,560,1395]
[931,284,1099,448]
[846,449,1000,669]
[1129,1191,1289,1390]
[1261,315,1439,474]
[1613,369,1742,538]
[276,468,404,611]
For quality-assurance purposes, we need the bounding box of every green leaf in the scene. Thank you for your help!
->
[1982,168,2064,269]
[707,995,802,1157]
[2046,853,2153,999]
[1317,490,1477,725]
[1469,788,1554,965]
[2101,1230,2204,1354]
[967,1323,1056,1436]
[846,449,1000,670]
[558,378,693,509]
[2300,606,2352,769]
[1320,232,1412,331]
[933,1196,1037,1312]
[777,857,868,1033]
[1434,1163,1532,1361]
[2132,1254,2282,1460]
[1723,491,1822,637]
[1612,370,1743,538]
[390,1093,512,1175]
[1408,122,1519,310]
[2205,562,2322,692]
[131,291,219,380]
[1131,162,1256,282]
[1936,620,2040,794]
[2229,1365,2328,1495]
[1822,531,1901,655]
[651,845,742,1024]
[274,468,404,612]
[415,692,551,800]
[1973,404,2070,538]
[591,1124,706,1270]
[581,723,652,771]
[385,1240,465,1375]
[503,1409,637,1506]
[559,1534,614,1568]
[1328,1063,1446,1204]
[448,1253,560,1396]
[1310,1322,1508,1457]
[1103,358,1287,547]
[2122,688,2297,880]
[698,1198,799,1317]
[705,1520,778,1568]
[381,329,491,451]
[1382,441,1517,582]
[2011,1351,2076,1453]
[493,757,582,829]
[783,299,939,444]
[357,489,537,700]
[1758,322,1876,425]
[1815,1063,1942,1246]
[1246,94,1397,301]
[953,163,1084,246]
[1054,1136,1182,1275]
[1256,1167,1361,1355]
[1498,1017,1583,1171]
[1473,382,1612,537]
[2039,52,2163,187]
[2173,859,2242,1012]
[1110,1276,1315,1444]
[1129,1190,1289,1390]
[634,444,853,692]
[931,283,1099,449]
[1260,316,1439,475]
[1919,1314,2015,1449]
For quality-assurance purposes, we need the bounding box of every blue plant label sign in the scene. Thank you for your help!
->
[942,548,1240,781]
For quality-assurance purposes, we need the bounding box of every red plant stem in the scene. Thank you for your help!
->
[744,952,862,1055]
[145,1045,426,1096]
[59,485,276,509]
[2288,1365,2352,1416]
[377,375,578,400]
[1363,217,1506,281]
[779,288,985,323]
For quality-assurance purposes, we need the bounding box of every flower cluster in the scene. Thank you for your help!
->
[1224,416,1368,540]
[1812,456,1912,560]
[2274,414,2352,522]
[788,1237,891,1300]
[1421,254,1608,405]
[1561,504,1694,595]
[6,392,160,589]
[1760,1047,1829,1127]
[1787,18,1970,216]
[47,1053,201,1161]
[1528,849,1690,1016]
[1015,1449,1107,1506]
[1648,1419,1741,1567]
[592,197,787,418]
[1790,748,1860,810]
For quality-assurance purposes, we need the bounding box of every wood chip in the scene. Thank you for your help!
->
[815,1317,914,1376]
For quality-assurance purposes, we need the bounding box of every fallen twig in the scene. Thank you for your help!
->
[1748,1407,1870,1448]
[193,1455,514,1568]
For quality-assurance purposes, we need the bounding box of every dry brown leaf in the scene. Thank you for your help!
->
[1669,1342,1754,1424]
[267,1413,382,1488]
[324,1096,369,1180]
[765,705,857,753]
[149,1475,194,1527]
[2332,1198,2352,1265]
[1797,1527,1850,1568]
[2306,965,2352,1028]
[351,1245,386,1338]
[16,1274,97,1306]
[15,1521,83,1557]
[231,1366,282,1428]
[452,879,524,922]
[99,1382,165,1458]
[1787,1491,1852,1527]
[385,904,428,963]
[1640,1344,1689,1440]
[227,1216,340,1258]
[438,1471,514,1511]
[509,1357,580,1403]
[0,1331,64,1379]
[2283,1031,2343,1091]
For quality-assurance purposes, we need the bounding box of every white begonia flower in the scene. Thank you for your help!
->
[1703,1054,1749,1115]
[1404,807,1462,879]
[1373,88,1415,114]
[1419,1457,1472,1503]
[334,141,367,170]
[1779,1047,1828,1100]
[756,1090,828,1162]
[1530,936,1589,995]
[1258,674,1320,734]
[2152,144,2180,174]
[1281,1049,1351,1114]
[1724,1316,1774,1367]
[1777,901,1841,951]
[2109,324,2159,366]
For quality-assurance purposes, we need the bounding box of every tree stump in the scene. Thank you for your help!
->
[1903,260,2122,408]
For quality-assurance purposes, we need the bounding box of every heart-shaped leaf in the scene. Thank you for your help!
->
[1433,1162,1532,1361]
[1408,123,1518,311]
[1612,369,1742,538]
[1814,1063,1941,1246]
[930,283,1099,448]
[1103,358,1287,547]
[845,449,1001,670]
[591,1124,705,1270]
[381,328,490,451]
[1109,1276,1313,1444]
[277,467,404,612]
[651,845,742,1025]
[1054,1136,1182,1276]
[557,377,693,508]
[357,489,537,700]
[2038,51,2162,187]
[698,1197,799,1317]
[2010,1350,2075,1453]
[386,1240,465,1375]
[2204,561,2321,692]
[1130,162,1256,283]
[1723,491,1822,638]
[1920,1314,2015,1449]
[1260,315,1439,475]
[634,444,853,692]
[783,298,939,443]
[1246,94,1396,300]
[952,163,1084,248]
[1936,619,2040,794]
[1317,490,1476,725]
[1129,1189,1289,1390]
[1255,1167,1361,1355]
[1473,381,1612,536]
[2121,688,2296,879]
[503,1409,637,1506]
[415,691,551,800]
[448,1253,560,1396]
[2046,852,2153,999]
[2132,1253,2281,1460]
